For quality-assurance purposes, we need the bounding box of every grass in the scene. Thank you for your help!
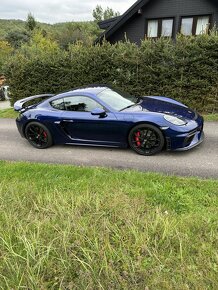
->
[203,114,218,121]
[0,161,217,289]
[0,108,17,118]
[0,108,218,121]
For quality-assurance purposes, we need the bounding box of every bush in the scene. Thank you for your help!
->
[0,40,13,71]
[4,31,218,112]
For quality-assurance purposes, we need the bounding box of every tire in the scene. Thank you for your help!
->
[128,124,164,156]
[25,122,53,149]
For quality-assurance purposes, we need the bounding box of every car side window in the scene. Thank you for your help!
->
[50,98,65,110]
[64,96,103,112]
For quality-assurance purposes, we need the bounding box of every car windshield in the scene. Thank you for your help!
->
[97,88,136,111]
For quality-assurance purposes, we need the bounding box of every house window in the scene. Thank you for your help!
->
[196,16,210,35]
[181,15,210,36]
[181,18,193,35]
[147,18,174,38]
[147,20,158,37]
[162,19,174,37]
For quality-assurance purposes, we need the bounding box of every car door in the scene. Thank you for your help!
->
[59,95,122,145]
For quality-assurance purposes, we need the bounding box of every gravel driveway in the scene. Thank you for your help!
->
[0,101,11,109]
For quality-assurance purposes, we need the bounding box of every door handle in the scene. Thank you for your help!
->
[62,120,74,123]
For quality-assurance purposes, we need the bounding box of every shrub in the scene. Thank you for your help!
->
[0,40,13,71]
[4,32,218,112]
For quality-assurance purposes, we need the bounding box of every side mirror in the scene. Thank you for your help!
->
[91,108,107,118]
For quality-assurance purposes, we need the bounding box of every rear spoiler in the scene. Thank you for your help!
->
[14,94,55,112]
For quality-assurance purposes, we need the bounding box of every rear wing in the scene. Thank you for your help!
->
[14,94,55,112]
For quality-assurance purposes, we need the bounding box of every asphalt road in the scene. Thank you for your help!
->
[0,119,218,179]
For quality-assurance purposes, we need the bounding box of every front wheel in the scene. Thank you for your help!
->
[128,124,164,156]
[25,122,53,149]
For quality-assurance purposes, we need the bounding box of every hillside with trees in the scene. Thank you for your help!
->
[0,18,101,48]
[0,19,52,39]
[0,5,121,49]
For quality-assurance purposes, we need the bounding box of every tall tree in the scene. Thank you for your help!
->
[25,13,37,32]
[93,5,120,22]
[104,7,120,20]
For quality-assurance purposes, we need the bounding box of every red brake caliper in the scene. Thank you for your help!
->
[134,131,141,147]
[43,131,47,138]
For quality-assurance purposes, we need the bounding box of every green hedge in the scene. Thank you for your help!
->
[4,32,218,112]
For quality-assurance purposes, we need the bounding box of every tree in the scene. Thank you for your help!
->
[5,30,30,48]
[92,5,104,22]
[25,13,37,32]
[93,5,120,22]
[0,40,13,68]
[104,7,120,20]
[56,23,86,49]
[53,22,100,49]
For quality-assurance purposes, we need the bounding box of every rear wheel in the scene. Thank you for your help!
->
[128,124,164,155]
[25,122,53,149]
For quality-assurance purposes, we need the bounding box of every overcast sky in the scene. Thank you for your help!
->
[0,0,136,23]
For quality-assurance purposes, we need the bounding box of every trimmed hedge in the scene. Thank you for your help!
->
[4,32,218,112]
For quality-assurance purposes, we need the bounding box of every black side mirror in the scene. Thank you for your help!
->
[91,108,107,118]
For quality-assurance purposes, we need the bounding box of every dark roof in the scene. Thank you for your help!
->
[210,0,218,6]
[95,0,218,44]
[98,16,121,30]
[95,0,150,44]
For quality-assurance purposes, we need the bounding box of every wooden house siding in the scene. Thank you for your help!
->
[103,0,218,44]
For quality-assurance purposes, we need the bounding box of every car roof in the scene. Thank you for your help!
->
[58,85,111,97]
[40,85,113,107]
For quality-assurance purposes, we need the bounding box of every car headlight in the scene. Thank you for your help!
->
[164,115,187,126]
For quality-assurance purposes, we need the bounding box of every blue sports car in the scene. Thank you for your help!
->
[14,85,204,155]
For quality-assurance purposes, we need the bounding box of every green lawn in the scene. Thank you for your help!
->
[0,108,18,118]
[0,161,217,289]
[0,108,218,121]
[203,114,218,121]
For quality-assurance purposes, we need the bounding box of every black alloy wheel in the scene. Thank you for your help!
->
[128,124,164,156]
[25,122,53,149]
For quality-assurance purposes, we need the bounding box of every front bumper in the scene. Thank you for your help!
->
[165,115,204,151]
[173,130,204,151]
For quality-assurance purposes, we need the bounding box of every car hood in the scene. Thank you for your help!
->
[126,96,197,120]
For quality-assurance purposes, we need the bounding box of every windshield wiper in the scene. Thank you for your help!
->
[119,104,137,112]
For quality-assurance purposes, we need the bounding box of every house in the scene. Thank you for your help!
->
[96,0,218,44]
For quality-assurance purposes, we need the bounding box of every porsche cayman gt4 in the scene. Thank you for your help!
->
[14,85,204,156]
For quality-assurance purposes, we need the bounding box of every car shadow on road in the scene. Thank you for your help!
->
[56,143,203,158]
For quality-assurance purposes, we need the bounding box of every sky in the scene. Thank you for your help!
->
[0,0,136,24]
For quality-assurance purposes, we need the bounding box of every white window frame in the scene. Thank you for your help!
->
[146,18,174,38]
[180,15,211,36]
